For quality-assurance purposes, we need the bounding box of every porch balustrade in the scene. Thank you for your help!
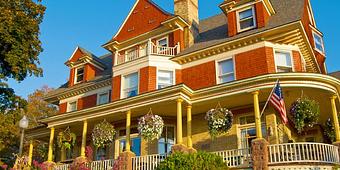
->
[88,159,115,170]
[53,164,70,170]
[268,142,340,165]
[212,148,252,168]
[132,153,168,170]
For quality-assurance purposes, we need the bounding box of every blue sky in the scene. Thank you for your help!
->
[7,0,340,98]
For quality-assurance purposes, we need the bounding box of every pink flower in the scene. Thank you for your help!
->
[1,164,8,170]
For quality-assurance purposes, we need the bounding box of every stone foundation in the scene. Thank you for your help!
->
[251,138,269,170]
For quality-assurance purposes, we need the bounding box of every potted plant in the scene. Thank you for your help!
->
[57,127,77,150]
[205,104,233,138]
[92,120,116,148]
[138,110,164,141]
[290,98,320,133]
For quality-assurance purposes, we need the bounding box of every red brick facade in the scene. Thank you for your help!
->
[139,66,156,94]
[182,61,217,90]
[227,11,237,37]
[77,94,97,110]
[235,47,275,80]
[255,2,270,28]
[59,103,67,114]
[292,51,303,72]
[112,75,121,101]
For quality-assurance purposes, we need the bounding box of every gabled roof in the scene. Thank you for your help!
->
[177,0,305,56]
[110,0,173,43]
[66,46,107,69]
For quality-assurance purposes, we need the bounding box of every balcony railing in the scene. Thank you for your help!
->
[88,159,115,170]
[53,164,70,170]
[212,148,252,168]
[268,143,340,165]
[132,153,168,170]
[115,41,180,65]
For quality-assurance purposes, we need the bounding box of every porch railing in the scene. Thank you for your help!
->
[53,164,70,170]
[87,159,115,170]
[268,143,340,165]
[132,153,168,170]
[212,148,252,168]
[150,43,179,56]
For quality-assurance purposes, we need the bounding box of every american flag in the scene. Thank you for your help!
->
[269,81,288,124]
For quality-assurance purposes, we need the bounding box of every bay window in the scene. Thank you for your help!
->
[157,70,174,89]
[217,58,235,84]
[275,51,293,73]
[123,72,138,98]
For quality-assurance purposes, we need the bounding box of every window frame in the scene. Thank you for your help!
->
[274,49,295,73]
[156,36,169,47]
[237,114,266,149]
[236,6,257,33]
[156,68,175,90]
[74,66,85,84]
[97,91,110,105]
[121,71,139,99]
[312,31,325,54]
[215,57,236,84]
[67,100,77,112]
[158,125,176,154]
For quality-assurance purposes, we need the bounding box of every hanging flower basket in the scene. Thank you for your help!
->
[290,98,320,133]
[57,127,77,150]
[138,109,164,141]
[205,104,233,138]
[92,120,116,148]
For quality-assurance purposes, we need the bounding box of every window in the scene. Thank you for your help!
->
[123,72,138,98]
[158,126,175,154]
[157,37,168,47]
[158,70,174,89]
[313,32,325,54]
[75,67,84,83]
[218,59,235,83]
[237,7,256,32]
[97,92,109,105]
[239,115,266,149]
[67,101,77,112]
[275,51,293,73]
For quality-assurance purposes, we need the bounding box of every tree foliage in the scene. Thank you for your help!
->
[0,0,46,111]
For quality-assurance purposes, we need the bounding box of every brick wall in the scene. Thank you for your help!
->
[235,47,275,80]
[84,64,101,82]
[77,94,97,110]
[227,11,237,37]
[69,68,75,87]
[175,69,183,84]
[139,66,156,94]
[182,61,216,90]
[255,2,270,28]
[292,51,303,72]
[59,102,67,114]
[112,75,121,101]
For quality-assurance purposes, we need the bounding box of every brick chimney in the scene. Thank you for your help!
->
[174,0,199,48]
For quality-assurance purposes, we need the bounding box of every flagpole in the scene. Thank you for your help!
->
[260,79,279,117]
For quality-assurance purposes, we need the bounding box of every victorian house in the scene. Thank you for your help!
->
[27,0,340,169]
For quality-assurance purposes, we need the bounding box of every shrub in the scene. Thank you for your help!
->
[156,152,229,170]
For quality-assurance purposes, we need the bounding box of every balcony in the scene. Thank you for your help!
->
[115,41,180,65]
[54,159,115,170]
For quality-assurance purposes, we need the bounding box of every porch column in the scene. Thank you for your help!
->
[187,105,192,148]
[176,98,183,144]
[47,127,55,162]
[252,91,263,139]
[126,110,131,152]
[80,120,88,157]
[60,147,66,161]
[28,140,33,166]
[331,95,340,142]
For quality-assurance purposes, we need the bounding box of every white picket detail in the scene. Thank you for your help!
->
[150,43,178,57]
[269,165,334,170]
[212,148,252,168]
[53,164,70,170]
[268,143,340,164]
[132,154,168,170]
[88,159,115,170]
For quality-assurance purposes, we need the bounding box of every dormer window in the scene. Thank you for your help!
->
[237,6,256,32]
[75,67,84,84]
[312,32,325,54]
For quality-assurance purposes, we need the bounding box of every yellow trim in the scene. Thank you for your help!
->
[47,127,55,162]
[252,91,262,139]
[80,120,88,157]
[28,140,33,166]
[176,98,183,144]
[126,110,131,152]
[187,105,192,148]
[330,95,340,142]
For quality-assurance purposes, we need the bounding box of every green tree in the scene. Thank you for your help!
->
[0,0,45,111]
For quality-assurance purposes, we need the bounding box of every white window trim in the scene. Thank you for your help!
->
[67,100,77,112]
[156,68,176,90]
[120,71,140,99]
[215,56,236,84]
[273,49,295,73]
[236,6,257,33]
[96,91,110,105]
[312,31,325,55]
[156,36,169,47]
[74,66,85,84]
[237,114,266,149]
